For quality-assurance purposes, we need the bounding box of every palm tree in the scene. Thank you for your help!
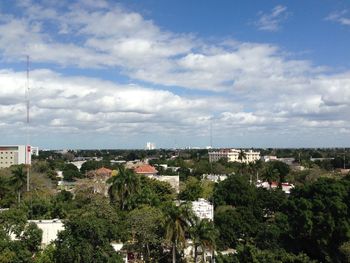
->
[262,165,279,189]
[254,159,263,182]
[107,166,139,210]
[164,202,195,263]
[191,219,217,263]
[238,149,246,163]
[238,149,247,175]
[247,162,256,185]
[10,165,27,203]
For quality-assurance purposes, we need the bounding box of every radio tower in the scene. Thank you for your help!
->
[25,55,30,192]
[210,119,213,148]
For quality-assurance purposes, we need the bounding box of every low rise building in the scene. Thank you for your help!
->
[191,198,214,221]
[202,174,228,183]
[134,164,158,176]
[262,155,277,162]
[209,149,260,163]
[153,175,180,193]
[256,181,295,194]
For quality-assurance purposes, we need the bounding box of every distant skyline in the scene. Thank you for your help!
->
[0,0,349,149]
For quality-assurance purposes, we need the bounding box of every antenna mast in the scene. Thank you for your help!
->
[210,119,213,148]
[26,55,30,192]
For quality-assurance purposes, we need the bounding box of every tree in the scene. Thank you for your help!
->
[107,166,140,210]
[34,243,56,263]
[214,206,260,249]
[213,174,256,207]
[21,222,42,253]
[179,176,203,201]
[131,176,175,208]
[339,241,350,263]
[231,244,316,263]
[62,163,81,181]
[269,161,290,185]
[0,208,27,238]
[164,202,195,263]
[238,150,247,175]
[0,176,10,206]
[282,177,350,262]
[80,160,100,174]
[238,150,246,163]
[10,165,27,203]
[128,206,164,262]
[262,165,279,189]
[54,197,124,263]
[190,219,217,263]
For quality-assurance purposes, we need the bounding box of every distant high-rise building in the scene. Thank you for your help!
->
[0,145,34,168]
[145,142,156,150]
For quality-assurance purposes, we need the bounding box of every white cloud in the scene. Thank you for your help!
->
[255,5,289,32]
[0,1,349,147]
[326,10,350,26]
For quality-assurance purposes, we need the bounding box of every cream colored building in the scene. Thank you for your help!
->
[0,145,32,168]
[209,149,260,163]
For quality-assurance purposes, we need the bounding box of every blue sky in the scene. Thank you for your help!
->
[0,0,349,149]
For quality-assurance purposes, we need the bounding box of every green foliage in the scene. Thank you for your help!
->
[215,206,260,249]
[21,222,42,253]
[128,205,164,261]
[54,197,124,263]
[50,190,75,219]
[268,161,290,183]
[163,202,196,263]
[107,166,140,210]
[0,208,27,237]
[213,174,256,207]
[131,176,175,208]
[32,161,51,174]
[261,165,279,188]
[282,177,350,262]
[62,163,82,181]
[179,176,203,201]
[34,244,56,263]
[10,165,27,203]
[190,218,218,262]
[339,241,350,263]
[232,245,316,263]
[0,175,13,207]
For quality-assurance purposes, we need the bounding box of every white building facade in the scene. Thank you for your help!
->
[191,199,214,221]
[145,142,156,150]
[0,145,33,168]
[29,220,65,247]
[209,149,260,163]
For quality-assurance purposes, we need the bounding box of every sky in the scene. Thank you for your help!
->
[0,0,350,149]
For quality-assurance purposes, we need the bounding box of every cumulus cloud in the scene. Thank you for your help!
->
[255,5,289,32]
[0,1,349,147]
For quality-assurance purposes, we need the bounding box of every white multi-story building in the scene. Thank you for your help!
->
[145,142,156,150]
[209,149,260,163]
[191,198,214,221]
[0,145,33,168]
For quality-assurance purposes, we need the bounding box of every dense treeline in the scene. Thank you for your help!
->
[214,174,350,262]
[1,149,350,262]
